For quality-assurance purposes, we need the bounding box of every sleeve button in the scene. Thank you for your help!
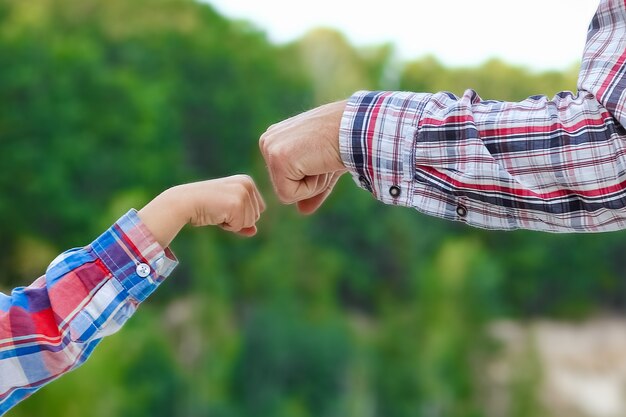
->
[456,204,468,217]
[136,263,151,278]
[389,185,401,198]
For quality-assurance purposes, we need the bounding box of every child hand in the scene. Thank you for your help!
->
[175,175,266,236]
[138,175,266,247]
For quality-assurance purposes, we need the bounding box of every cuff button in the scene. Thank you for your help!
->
[136,263,151,278]
[456,204,468,217]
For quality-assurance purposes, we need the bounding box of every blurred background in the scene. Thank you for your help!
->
[2,0,625,416]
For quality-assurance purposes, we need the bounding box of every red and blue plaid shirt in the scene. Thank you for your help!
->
[341,0,626,232]
[0,210,177,415]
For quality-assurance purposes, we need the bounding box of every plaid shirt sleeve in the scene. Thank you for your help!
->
[340,0,626,232]
[0,209,178,415]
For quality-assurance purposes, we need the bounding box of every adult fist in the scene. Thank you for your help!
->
[259,100,348,214]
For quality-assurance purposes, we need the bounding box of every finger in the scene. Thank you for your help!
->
[236,226,258,237]
[266,149,332,204]
[253,183,267,213]
[235,178,259,230]
[271,160,323,204]
[244,185,263,234]
[292,173,331,203]
[296,171,343,215]
[226,180,260,235]
[240,191,256,230]
[265,153,300,204]
[265,145,336,205]
[248,192,258,223]
[219,194,248,233]
[264,127,330,204]
[247,180,264,219]
[218,223,258,237]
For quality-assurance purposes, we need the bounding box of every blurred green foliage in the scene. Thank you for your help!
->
[1,0,623,416]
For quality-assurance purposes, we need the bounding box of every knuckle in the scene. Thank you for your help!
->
[258,133,267,149]
[276,190,293,204]
[240,174,254,186]
[273,142,290,159]
[236,181,251,195]
[231,189,245,204]
[259,130,274,152]
[260,136,287,160]
[238,174,256,197]
[231,174,253,188]
[227,194,244,211]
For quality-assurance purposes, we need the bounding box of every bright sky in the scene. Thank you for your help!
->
[206,0,599,71]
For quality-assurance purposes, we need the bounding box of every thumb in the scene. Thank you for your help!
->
[296,171,344,214]
[266,153,317,204]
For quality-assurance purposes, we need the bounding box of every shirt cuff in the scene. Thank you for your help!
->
[69,209,178,342]
[339,90,432,207]
[92,209,178,301]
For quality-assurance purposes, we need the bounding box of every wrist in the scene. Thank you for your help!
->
[162,185,195,226]
[138,186,190,248]
[325,99,348,172]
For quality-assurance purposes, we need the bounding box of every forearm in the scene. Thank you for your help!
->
[138,186,188,248]
[340,90,626,232]
[0,210,177,414]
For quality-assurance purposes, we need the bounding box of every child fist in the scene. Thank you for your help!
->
[138,175,266,247]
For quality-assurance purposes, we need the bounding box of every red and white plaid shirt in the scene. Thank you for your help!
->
[340,0,626,232]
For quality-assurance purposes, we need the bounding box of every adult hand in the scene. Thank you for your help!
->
[259,100,348,214]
